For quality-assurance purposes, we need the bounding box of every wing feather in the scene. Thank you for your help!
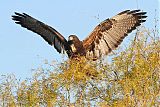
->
[83,10,147,60]
[12,12,72,57]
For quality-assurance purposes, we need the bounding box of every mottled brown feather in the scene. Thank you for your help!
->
[83,10,147,59]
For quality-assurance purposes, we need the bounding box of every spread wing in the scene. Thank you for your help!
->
[83,10,147,60]
[12,12,72,57]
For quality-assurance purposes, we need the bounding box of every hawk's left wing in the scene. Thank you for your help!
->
[83,10,147,60]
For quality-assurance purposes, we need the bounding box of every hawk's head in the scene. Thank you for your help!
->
[68,35,80,53]
[68,35,80,41]
[68,35,86,56]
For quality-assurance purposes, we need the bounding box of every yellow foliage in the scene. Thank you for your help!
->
[0,27,159,106]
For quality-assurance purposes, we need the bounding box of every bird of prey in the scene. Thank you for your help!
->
[12,10,147,60]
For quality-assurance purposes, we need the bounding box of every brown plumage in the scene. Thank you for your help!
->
[12,9,147,60]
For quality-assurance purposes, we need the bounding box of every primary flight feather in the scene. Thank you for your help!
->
[12,10,147,60]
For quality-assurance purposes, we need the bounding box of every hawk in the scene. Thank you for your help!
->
[12,10,147,60]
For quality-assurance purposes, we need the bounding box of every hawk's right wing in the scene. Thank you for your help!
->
[12,12,72,57]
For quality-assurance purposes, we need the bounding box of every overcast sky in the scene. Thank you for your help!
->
[0,0,159,79]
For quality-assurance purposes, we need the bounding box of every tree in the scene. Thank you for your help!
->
[0,26,159,107]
